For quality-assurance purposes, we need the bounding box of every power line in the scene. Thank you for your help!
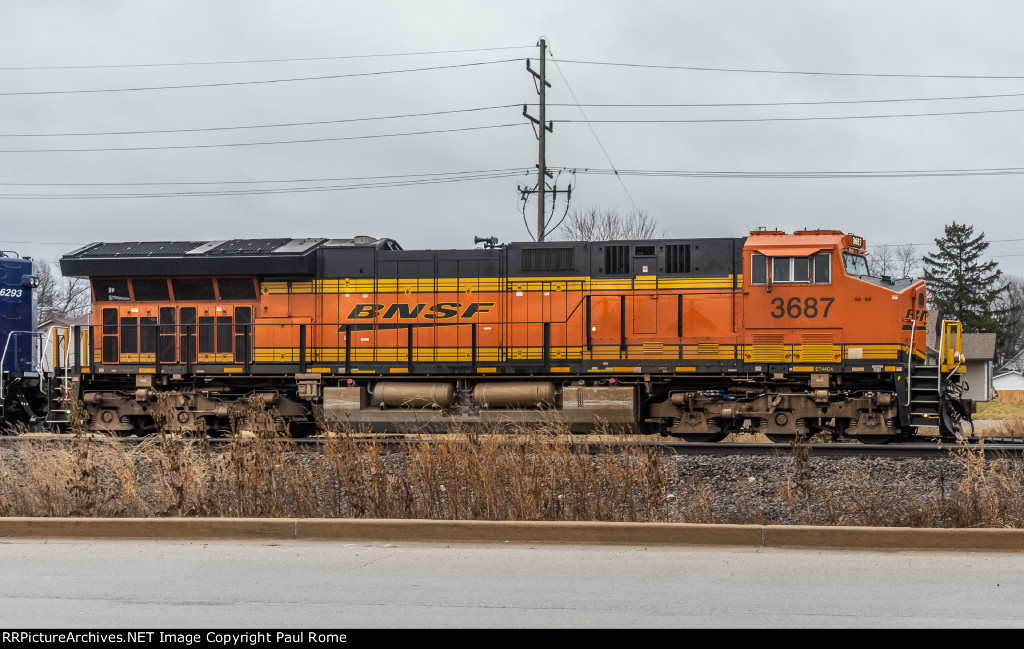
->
[0,59,520,96]
[0,46,534,71]
[553,58,1024,80]
[546,92,1024,107]
[569,166,1024,178]
[550,53,637,212]
[874,237,1024,247]
[0,105,521,137]
[0,240,85,245]
[554,106,1024,124]
[0,170,527,199]
[23,92,1016,138]
[0,168,529,187]
[0,123,528,153]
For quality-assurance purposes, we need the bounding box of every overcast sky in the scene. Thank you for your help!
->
[2,1,1024,276]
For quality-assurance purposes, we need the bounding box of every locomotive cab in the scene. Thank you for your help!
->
[739,230,968,441]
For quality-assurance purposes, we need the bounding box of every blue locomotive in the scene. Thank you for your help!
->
[0,252,47,428]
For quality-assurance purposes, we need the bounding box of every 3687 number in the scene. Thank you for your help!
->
[0,288,23,298]
[769,296,834,319]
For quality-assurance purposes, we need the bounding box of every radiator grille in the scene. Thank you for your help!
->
[665,245,691,274]
[603,246,629,274]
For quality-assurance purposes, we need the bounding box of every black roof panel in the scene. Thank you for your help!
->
[78,241,204,257]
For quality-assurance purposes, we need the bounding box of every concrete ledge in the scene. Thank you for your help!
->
[296,519,763,546]
[764,524,1024,551]
[1,517,1023,551]
[0,517,295,540]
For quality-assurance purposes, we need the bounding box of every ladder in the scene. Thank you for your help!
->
[903,319,967,441]
[906,363,942,426]
[41,326,76,426]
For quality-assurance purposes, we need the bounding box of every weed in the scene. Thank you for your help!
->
[3,412,1024,527]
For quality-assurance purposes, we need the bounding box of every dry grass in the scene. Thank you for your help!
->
[976,402,1024,421]
[2,400,1024,527]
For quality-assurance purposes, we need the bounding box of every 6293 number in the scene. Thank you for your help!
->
[769,296,834,319]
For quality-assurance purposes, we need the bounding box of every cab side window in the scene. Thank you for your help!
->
[751,252,831,285]
[813,252,830,284]
[751,253,768,284]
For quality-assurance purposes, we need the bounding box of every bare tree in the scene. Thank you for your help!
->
[557,206,662,241]
[34,260,90,322]
[869,243,920,279]
[994,275,1024,371]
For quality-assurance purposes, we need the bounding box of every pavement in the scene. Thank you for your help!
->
[2,517,1024,551]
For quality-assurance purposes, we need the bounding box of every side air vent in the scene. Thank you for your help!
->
[521,247,574,272]
[665,244,691,274]
[603,245,629,274]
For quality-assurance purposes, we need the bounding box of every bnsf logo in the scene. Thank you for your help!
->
[347,302,495,320]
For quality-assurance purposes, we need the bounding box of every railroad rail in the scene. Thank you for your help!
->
[5,431,1023,458]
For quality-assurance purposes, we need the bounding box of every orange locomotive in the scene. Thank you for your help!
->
[58,229,971,441]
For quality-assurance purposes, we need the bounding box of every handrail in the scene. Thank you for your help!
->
[0,330,41,402]
[37,327,53,373]
[905,315,917,406]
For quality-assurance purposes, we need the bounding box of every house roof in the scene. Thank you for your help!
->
[923,310,996,360]
[962,333,997,361]
[38,313,91,329]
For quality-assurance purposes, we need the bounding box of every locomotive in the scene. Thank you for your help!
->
[57,229,972,442]
[0,251,49,429]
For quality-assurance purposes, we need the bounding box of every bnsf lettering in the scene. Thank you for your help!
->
[347,302,494,320]
[904,308,929,323]
[425,302,461,319]
[348,304,384,319]
[383,303,426,319]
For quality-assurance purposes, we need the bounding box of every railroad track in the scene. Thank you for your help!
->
[5,431,1023,458]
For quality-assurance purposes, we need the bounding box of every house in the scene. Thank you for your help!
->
[36,314,90,373]
[924,310,996,402]
[960,333,997,402]
[993,370,1024,404]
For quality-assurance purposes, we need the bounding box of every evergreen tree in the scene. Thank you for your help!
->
[922,221,1003,333]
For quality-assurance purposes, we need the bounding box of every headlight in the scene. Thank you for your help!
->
[21,274,39,289]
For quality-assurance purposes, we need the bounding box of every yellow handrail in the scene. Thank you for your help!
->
[939,319,965,374]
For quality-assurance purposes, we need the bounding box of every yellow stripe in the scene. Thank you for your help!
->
[261,275,741,295]
[251,342,913,366]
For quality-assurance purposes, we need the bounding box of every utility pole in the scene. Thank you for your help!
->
[521,38,568,241]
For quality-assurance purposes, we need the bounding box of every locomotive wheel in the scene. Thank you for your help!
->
[675,416,730,443]
[851,416,901,445]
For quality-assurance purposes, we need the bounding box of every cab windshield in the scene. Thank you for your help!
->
[843,252,870,276]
